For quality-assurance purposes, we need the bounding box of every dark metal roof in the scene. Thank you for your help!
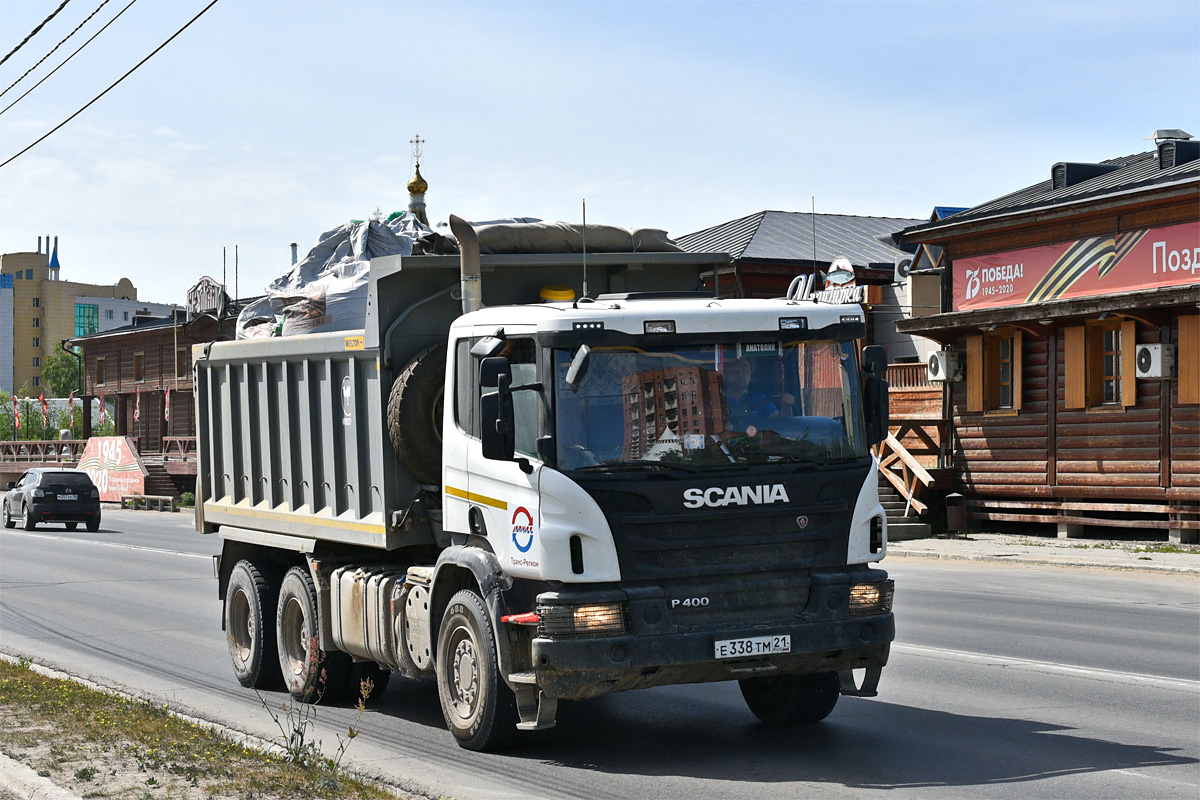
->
[676,210,923,267]
[906,148,1200,237]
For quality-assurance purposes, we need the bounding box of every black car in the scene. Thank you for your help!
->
[2,468,101,531]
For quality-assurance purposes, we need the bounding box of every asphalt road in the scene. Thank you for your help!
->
[1,509,1197,799]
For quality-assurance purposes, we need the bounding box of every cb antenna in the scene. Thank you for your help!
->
[581,198,588,300]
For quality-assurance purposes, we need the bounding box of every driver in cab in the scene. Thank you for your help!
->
[721,357,778,435]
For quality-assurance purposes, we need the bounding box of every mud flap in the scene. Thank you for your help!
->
[838,665,882,697]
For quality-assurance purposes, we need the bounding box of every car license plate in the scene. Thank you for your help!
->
[714,634,791,659]
[58,494,77,501]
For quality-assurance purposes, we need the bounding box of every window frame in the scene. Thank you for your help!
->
[96,357,106,386]
[966,329,1023,414]
[1064,318,1137,410]
[133,352,145,383]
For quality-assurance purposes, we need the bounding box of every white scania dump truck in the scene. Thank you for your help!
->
[196,217,894,750]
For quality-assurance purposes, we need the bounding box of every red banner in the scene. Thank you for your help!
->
[952,221,1200,311]
[78,436,147,501]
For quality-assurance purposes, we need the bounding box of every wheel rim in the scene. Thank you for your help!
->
[229,588,253,663]
[281,596,310,678]
[447,622,480,721]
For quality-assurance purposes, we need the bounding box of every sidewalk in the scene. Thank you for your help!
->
[887,532,1200,575]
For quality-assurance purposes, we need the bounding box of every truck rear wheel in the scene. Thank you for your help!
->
[386,344,446,486]
[739,671,840,724]
[436,589,518,751]
[225,560,282,689]
[276,566,351,703]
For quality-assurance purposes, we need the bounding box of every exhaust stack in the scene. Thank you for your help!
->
[449,214,482,314]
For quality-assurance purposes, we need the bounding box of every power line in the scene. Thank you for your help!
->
[0,0,139,118]
[1,0,113,101]
[0,0,222,171]
[0,0,74,68]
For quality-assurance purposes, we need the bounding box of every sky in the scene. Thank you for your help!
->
[0,0,1197,306]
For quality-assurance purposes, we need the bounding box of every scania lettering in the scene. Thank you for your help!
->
[196,216,895,751]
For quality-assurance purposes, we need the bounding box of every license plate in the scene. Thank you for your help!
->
[714,634,791,659]
[58,494,77,501]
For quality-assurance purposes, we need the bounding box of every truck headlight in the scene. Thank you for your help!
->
[537,602,626,638]
[849,580,894,617]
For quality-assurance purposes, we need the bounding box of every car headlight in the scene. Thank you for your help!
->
[849,580,894,617]
[537,602,626,638]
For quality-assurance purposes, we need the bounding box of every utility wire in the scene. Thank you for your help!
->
[0,0,139,118]
[1,0,112,101]
[0,0,221,171]
[0,0,74,68]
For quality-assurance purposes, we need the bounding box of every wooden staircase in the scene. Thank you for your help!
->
[879,476,931,540]
[142,460,180,499]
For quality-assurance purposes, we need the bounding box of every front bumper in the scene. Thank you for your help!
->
[532,613,893,700]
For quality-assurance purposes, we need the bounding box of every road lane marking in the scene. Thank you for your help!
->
[1,530,211,560]
[893,643,1200,693]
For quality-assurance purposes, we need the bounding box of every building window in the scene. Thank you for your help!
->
[134,352,144,382]
[966,329,1023,413]
[76,303,99,336]
[32,297,40,307]
[123,311,129,321]
[25,269,32,279]
[32,376,40,387]
[105,309,114,320]
[1064,319,1136,409]
[32,357,40,367]
[32,337,40,348]
[32,317,40,328]
[176,347,188,378]
[96,358,106,386]
[1181,316,1200,405]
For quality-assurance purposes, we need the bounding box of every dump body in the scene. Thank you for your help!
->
[194,251,729,549]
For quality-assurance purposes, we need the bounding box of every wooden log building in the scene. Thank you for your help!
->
[68,278,241,497]
[896,131,1200,542]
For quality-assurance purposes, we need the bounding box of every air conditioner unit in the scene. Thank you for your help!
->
[927,350,962,382]
[894,255,914,283]
[1134,344,1175,379]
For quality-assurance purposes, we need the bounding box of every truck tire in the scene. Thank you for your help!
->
[739,672,840,724]
[225,560,282,689]
[387,344,446,486]
[436,589,519,751]
[276,566,351,703]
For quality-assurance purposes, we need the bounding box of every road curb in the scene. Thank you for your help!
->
[0,751,83,800]
[886,548,1200,575]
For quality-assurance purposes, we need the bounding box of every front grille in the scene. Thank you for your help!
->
[663,571,811,628]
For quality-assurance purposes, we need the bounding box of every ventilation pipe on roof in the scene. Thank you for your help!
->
[1158,138,1199,170]
[1050,162,1122,190]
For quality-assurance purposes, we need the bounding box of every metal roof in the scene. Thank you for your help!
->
[906,148,1200,236]
[676,210,923,267]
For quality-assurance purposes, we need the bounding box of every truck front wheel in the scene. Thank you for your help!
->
[225,560,282,689]
[276,566,351,703]
[739,672,840,724]
[435,589,518,750]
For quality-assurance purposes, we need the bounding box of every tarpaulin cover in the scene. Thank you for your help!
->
[237,214,446,339]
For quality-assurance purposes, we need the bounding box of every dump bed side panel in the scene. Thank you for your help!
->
[195,331,404,548]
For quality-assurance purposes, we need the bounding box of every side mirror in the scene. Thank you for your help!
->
[481,373,516,462]
[565,345,591,392]
[6,482,14,490]
[479,356,511,389]
[862,345,888,379]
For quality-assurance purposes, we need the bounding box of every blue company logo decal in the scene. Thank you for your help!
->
[511,506,535,553]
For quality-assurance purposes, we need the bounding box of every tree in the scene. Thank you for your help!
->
[41,349,82,398]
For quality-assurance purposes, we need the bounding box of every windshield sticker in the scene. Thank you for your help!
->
[511,506,535,553]
[683,433,706,450]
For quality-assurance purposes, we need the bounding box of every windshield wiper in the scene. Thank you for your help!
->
[570,460,701,474]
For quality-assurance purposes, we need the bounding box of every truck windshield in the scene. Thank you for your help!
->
[553,340,867,471]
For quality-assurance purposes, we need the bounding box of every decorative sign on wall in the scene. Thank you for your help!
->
[77,436,147,501]
[952,221,1200,311]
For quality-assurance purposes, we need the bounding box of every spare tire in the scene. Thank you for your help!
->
[387,343,446,485]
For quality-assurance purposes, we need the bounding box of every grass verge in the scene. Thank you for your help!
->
[0,657,405,800]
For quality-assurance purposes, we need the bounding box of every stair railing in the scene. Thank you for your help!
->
[872,419,948,517]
